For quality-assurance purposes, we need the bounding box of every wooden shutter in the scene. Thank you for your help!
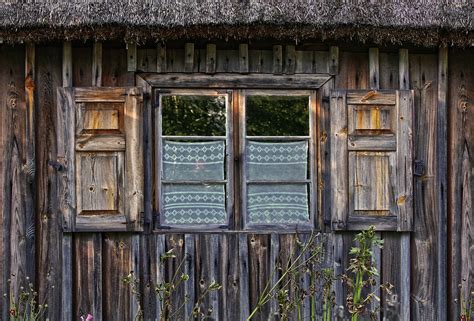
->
[330,90,413,231]
[57,87,143,232]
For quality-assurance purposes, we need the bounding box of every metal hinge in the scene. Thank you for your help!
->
[414,159,425,177]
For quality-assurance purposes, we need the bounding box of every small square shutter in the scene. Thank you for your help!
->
[57,87,143,232]
[330,90,413,231]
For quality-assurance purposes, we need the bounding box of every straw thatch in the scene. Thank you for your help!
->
[0,0,472,46]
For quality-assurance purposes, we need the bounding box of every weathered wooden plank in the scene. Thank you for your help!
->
[216,50,239,73]
[157,43,167,73]
[410,53,439,320]
[379,51,399,90]
[137,48,157,72]
[239,234,250,321]
[156,234,166,319]
[102,47,134,86]
[127,43,137,72]
[248,50,273,73]
[73,46,92,86]
[24,42,36,289]
[184,43,195,73]
[103,234,136,320]
[448,49,474,320]
[206,44,217,74]
[139,73,332,89]
[329,46,339,75]
[74,234,102,320]
[184,234,195,319]
[336,51,369,89]
[166,49,185,72]
[284,45,296,74]
[63,42,73,87]
[437,47,448,321]
[0,45,26,321]
[220,234,240,320]
[36,45,62,321]
[330,90,348,229]
[239,44,249,74]
[249,234,270,321]
[167,234,185,321]
[61,234,73,321]
[268,234,279,320]
[369,48,380,90]
[399,49,409,90]
[294,50,314,74]
[92,42,102,87]
[273,45,283,74]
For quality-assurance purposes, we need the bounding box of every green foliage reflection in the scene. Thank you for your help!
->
[162,95,226,136]
[246,96,309,136]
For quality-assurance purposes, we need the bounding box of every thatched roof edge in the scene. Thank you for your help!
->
[0,1,472,47]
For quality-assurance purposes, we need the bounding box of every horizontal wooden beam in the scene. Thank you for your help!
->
[138,73,332,89]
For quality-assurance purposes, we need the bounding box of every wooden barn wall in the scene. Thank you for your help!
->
[0,41,472,321]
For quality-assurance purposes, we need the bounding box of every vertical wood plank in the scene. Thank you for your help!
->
[206,44,217,74]
[398,48,411,321]
[92,42,102,87]
[273,45,283,74]
[0,45,26,321]
[156,234,166,320]
[239,44,249,74]
[157,43,167,73]
[268,234,279,320]
[72,46,92,86]
[74,234,102,320]
[220,234,240,320]
[184,234,195,319]
[437,46,448,321]
[379,52,399,89]
[184,43,194,73]
[399,49,409,90]
[284,45,296,74]
[239,234,250,321]
[36,45,62,321]
[448,49,474,320]
[127,42,137,72]
[102,47,133,86]
[329,46,339,75]
[62,234,73,320]
[63,42,72,87]
[410,53,439,320]
[369,47,380,90]
[24,41,36,290]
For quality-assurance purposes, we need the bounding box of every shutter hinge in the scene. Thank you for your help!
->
[414,159,425,177]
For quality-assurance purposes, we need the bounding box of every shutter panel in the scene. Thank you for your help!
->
[330,90,413,231]
[57,87,143,232]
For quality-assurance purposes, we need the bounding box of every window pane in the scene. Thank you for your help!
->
[162,95,226,136]
[247,141,308,180]
[163,184,226,225]
[246,96,309,136]
[163,140,225,180]
[247,184,309,224]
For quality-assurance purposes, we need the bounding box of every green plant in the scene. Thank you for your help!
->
[7,276,47,321]
[342,226,393,321]
[123,249,222,321]
[246,231,330,321]
[458,287,473,321]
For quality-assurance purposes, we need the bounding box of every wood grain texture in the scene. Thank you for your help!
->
[36,45,62,321]
[92,42,102,87]
[206,44,217,74]
[0,45,27,320]
[410,53,439,320]
[127,43,137,72]
[239,44,249,74]
[273,45,283,74]
[448,49,474,320]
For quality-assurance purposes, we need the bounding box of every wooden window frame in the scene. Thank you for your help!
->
[155,89,234,231]
[239,89,318,231]
[136,73,333,232]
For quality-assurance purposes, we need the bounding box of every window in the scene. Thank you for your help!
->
[156,90,233,229]
[155,89,316,230]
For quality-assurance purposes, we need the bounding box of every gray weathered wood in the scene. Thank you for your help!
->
[284,45,296,74]
[369,48,379,90]
[239,234,250,321]
[239,44,249,74]
[157,43,167,73]
[329,46,339,75]
[273,45,283,74]
[92,42,102,87]
[184,234,195,318]
[398,49,409,90]
[127,42,137,72]
[184,43,194,73]
[63,42,73,87]
[206,44,217,74]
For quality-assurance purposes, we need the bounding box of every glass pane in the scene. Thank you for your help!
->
[163,184,227,225]
[162,95,226,136]
[247,184,309,224]
[246,96,309,136]
[247,141,308,180]
[163,140,225,180]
